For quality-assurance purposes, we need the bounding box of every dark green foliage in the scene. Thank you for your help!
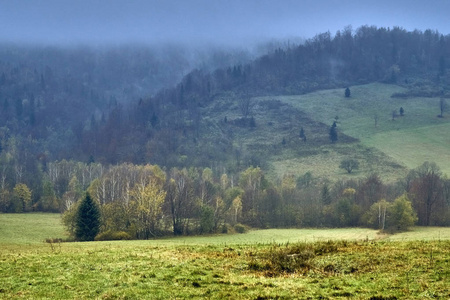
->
[150,112,158,127]
[339,159,360,174]
[386,195,417,232]
[329,122,338,143]
[234,223,247,233]
[345,87,351,98]
[299,127,306,142]
[321,183,332,205]
[199,205,215,234]
[249,116,256,127]
[75,193,101,241]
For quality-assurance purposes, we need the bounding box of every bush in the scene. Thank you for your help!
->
[386,194,417,232]
[339,159,359,174]
[95,230,132,241]
[234,223,248,233]
[248,241,341,274]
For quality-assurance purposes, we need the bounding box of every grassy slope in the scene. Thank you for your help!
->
[0,213,68,245]
[206,87,408,182]
[268,82,450,178]
[1,214,449,299]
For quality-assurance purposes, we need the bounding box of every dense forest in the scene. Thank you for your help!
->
[0,26,449,238]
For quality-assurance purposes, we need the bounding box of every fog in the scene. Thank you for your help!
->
[1,0,449,47]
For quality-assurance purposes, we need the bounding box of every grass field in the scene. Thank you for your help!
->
[0,213,68,245]
[1,213,450,299]
[364,123,450,174]
[265,82,450,179]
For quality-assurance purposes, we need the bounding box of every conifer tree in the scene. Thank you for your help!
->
[75,193,101,241]
[345,87,351,98]
[329,122,338,143]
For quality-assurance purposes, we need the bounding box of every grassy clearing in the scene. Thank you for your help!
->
[1,214,449,299]
[383,226,450,241]
[269,143,407,182]
[364,123,450,174]
[207,87,410,182]
[269,82,450,177]
[0,213,68,245]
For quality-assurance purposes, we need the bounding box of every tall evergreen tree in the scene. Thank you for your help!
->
[329,122,338,143]
[299,127,306,142]
[345,87,351,98]
[75,193,101,241]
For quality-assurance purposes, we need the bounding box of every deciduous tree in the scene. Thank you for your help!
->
[387,194,417,231]
[409,162,444,225]
[339,159,359,174]
[12,183,32,212]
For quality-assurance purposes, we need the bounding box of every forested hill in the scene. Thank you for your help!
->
[87,26,450,166]
[1,26,450,231]
[0,43,253,156]
[0,26,449,176]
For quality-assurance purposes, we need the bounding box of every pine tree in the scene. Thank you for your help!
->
[299,127,306,142]
[329,122,338,143]
[75,193,101,241]
[345,87,351,98]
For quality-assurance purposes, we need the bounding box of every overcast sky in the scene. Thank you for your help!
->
[1,0,449,47]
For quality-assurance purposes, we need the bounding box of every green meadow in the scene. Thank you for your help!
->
[1,213,449,299]
[262,83,450,180]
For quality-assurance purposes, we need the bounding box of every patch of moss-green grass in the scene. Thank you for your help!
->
[269,83,450,177]
[364,123,450,175]
[0,213,67,245]
[1,238,449,299]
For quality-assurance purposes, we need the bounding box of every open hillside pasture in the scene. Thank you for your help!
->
[256,83,450,180]
[1,213,449,299]
[0,213,68,245]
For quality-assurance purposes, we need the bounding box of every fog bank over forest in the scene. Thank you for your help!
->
[1,0,449,47]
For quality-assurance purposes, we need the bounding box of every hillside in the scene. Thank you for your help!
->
[267,82,450,178]
[0,26,450,227]
[80,26,449,175]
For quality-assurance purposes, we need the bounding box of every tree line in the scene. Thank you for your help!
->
[1,158,448,240]
[62,160,450,240]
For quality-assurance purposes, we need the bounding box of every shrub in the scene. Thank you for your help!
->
[386,194,417,232]
[95,230,132,241]
[339,159,359,174]
[234,223,247,233]
[248,241,341,275]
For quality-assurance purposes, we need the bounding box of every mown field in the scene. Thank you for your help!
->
[262,82,450,180]
[1,213,450,299]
